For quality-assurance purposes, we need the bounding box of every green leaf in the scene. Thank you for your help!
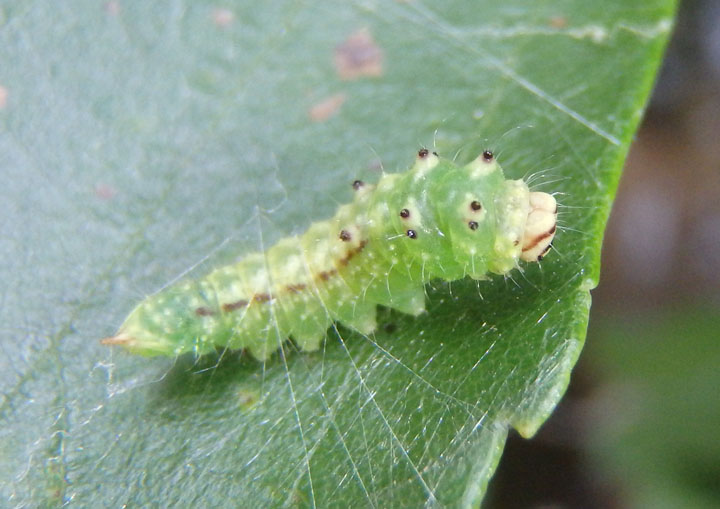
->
[0,0,675,506]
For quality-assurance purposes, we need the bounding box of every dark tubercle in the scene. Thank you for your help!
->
[406,229,417,239]
[399,208,410,219]
[482,149,494,162]
[418,148,429,158]
[468,221,478,230]
[352,179,364,190]
[470,200,482,211]
[339,229,352,242]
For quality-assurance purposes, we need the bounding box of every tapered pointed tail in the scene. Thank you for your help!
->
[100,332,135,346]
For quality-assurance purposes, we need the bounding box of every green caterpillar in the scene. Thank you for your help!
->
[102,149,557,360]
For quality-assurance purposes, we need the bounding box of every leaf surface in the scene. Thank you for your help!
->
[0,0,675,506]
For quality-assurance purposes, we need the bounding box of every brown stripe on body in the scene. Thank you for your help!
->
[222,299,249,312]
[317,269,338,281]
[338,239,368,266]
[220,238,369,312]
[220,293,271,313]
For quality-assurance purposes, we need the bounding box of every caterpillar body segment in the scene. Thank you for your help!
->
[102,150,557,360]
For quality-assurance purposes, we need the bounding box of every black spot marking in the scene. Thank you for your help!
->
[339,229,352,242]
[418,148,429,158]
[482,150,493,162]
[432,151,439,156]
[352,180,364,190]
[406,229,417,239]
[399,208,410,219]
[470,200,482,211]
[468,221,478,231]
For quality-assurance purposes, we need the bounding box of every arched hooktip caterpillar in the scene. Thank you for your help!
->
[102,149,557,360]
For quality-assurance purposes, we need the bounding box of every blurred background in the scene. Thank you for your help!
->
[487,1,720,507]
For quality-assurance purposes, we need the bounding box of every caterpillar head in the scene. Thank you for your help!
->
[455,151,558,275]
[520,192,557,262]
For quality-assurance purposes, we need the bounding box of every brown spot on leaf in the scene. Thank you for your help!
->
[212,8,235,27]
[309,93,346,122]
[104,1,120,16]
[94,183,116,200]
[549,16,568,29]
[195,307,215,316]
[334,28,383,80]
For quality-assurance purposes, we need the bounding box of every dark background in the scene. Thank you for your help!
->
[488,1,720,507]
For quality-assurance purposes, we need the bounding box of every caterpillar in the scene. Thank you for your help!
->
[102,149,557,360]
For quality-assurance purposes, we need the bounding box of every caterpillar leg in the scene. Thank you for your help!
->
[361,268,426,317]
